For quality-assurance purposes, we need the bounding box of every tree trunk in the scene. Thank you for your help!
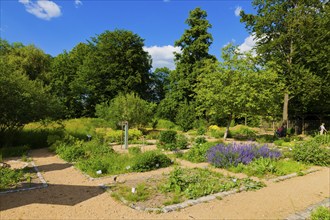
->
[283,93,289,128]
[224,114,232,140]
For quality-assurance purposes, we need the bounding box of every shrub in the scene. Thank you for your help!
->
[158,130,177,150]
[176,134,188,150]
[292,141,330,166]
[145,130,160,139]
[131,151,172,172]
[194,136,207,145]
[55,140,85,162]
[207,143,281,168]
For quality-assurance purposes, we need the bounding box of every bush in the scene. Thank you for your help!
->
[194,136,207,145]
[97,128,143,143]
[55,140,85,162]
[158,130,177,150]
[131,151,172,172]
[207,143,281,168]
[292,140,330,166]
[176,134,188,150]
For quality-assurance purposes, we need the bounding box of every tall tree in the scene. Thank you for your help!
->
[240,0,325,126]
[195,44,280,139]
[0,51,62,146]
[49,43,92,118]
[72,30,152,116]
[159,7,216,121]
[148,67,171,103]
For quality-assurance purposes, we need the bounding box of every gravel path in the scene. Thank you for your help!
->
[0,148,329,219]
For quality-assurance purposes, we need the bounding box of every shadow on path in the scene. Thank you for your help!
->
[0,184,105,211]
[36,163,72,172]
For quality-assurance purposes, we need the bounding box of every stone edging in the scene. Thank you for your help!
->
[285,198,330,220]
[0,161,48,195]
[269,168,320,182]
[100,184,247,213]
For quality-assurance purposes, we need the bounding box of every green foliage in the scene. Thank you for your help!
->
[95,128,143,143]
[161,167,264,199]
[156,119,177,130]
[0,145,30,158]
[175,134,189,150]
[183,142,218,163]
[145,130,160,140]
[195,44,280,139]
[229,158,309,178]
[175,101,196,132]
[55,140,85,162]
[96,93,155,129]
[0,167,25,190]
[159,130,177,146]
[292,138,330,166]
[71,30,152,117]
[310,206,330,220]
[158,130,188,151]
[194,136,207,145]
[131,151,172,172]
[128,146,141,155]
[231,126,257,141]
[0,59,62,147]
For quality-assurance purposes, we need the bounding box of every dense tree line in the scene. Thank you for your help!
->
[1,1,329,145]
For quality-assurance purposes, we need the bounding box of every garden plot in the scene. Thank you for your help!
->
[105,166,265,212]
[0,158,47,193]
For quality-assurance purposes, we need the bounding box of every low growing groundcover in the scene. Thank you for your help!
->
[108,167,265,210]
[0,166,42,192]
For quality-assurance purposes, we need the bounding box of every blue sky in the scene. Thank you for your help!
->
[1,0,256,70]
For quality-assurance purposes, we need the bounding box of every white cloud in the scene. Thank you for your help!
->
[75,0,82,8]
[238,35,256,53]
[18,0,61,20]
[234,6,242,17]
[143,45,181,70]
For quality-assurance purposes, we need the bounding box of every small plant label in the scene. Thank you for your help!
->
[96,170,102,175]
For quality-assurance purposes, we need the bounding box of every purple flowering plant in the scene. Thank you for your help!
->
[207,143,281,168]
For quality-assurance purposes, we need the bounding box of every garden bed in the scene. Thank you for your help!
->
[0,159,47,194]
[106,167,265,212]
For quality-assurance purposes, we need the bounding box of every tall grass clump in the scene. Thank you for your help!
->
[207,143,281,168]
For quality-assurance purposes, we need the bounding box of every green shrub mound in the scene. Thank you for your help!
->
[131,151,172,172]
[158,130,188,151]
[293,136,330,166]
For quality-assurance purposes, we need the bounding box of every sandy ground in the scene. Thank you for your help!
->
[0,148,329,220]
